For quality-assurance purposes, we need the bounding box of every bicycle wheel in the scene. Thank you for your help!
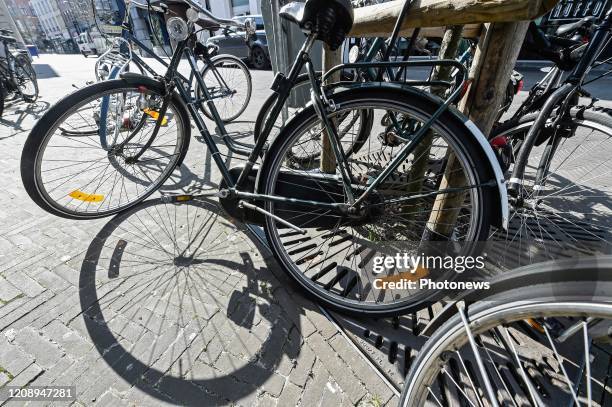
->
[20,78,190,219]
[253,72,373,159]
[400,258,612,406]
[490,106,612,265]
[14,54,38,102]
[259,86,495,316]
[0,80,5,118]
[197,54,251,123]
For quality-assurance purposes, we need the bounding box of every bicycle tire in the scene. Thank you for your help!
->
[400,257,612,406]
[259,86,495,317]
[197,54,252,123]
[14,54,38,102]
[0,80,5,118]
[21,77,191,219]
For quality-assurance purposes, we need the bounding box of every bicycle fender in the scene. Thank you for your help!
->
[328,82,510,231]
[463,120,509,231]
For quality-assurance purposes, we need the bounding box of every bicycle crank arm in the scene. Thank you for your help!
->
[238,201,306,235]
[160,191,223,203]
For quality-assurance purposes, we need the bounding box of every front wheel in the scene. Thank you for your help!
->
[197,54,252,123]
[259,87,495,316]
[400,258,612,406]
[490,106,612,266]
[20,78,191,219]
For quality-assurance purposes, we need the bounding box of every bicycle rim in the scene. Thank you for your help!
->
[33,85,186,218]
[403,300,612,406]
[262,90,491,315]
[200,56,251,123]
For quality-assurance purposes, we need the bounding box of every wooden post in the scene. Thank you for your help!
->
[426,21,530,238]
[349,0,558,37]
[402,25,465,217]
[320,44,341,173]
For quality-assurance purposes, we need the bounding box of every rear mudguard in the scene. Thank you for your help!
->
[117,73,191,167]
[257,82,509,231]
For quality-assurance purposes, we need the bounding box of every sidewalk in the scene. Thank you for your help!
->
[0,54,396,406]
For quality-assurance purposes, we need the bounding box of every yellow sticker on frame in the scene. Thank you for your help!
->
[69,190,104,202]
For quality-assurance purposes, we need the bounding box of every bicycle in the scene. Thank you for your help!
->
[20,0,508,316]
[489,12,612,257]
[400,256,612,406]
[92,0,252,124]
[0,28,38,118]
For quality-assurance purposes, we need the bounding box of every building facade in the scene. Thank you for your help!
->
[29,0,73,52]
[206,0,261,19]
[4,0,44,46]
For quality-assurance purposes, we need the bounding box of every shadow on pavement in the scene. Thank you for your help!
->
[78,197,306,405]
[33,63,60,79]
[0,100,50,135]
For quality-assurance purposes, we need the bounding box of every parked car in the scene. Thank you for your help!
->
[76,31,106,57]
[206,15,270,69]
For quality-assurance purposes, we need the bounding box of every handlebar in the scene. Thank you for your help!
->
[167,0,243,28]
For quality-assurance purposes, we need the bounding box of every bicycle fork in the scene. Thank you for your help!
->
[507,83,576,202]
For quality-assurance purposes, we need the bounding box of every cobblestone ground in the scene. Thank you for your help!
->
[0,55,397,406]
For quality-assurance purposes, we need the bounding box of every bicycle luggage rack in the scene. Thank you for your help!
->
[323,59,467,101]
[94,37,133,81]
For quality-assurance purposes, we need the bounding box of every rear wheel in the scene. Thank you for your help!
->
[15,54,38,102]
[198,54,252,123]
[260,87,495,316]
[20,79,190,219]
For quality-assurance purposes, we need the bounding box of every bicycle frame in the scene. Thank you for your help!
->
[508,7,612,197]
[136,21,477,220]
[0,42,21,95]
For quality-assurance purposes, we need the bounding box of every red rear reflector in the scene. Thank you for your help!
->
[516,79,524,94]
[138,86,147,93]
[490,135,508,148]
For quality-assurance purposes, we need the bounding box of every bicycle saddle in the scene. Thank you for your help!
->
[162,0,240,29]
[280,0,353,51]
[556,16,596,36]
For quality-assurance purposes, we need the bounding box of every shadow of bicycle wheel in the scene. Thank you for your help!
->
[78,197,303,405]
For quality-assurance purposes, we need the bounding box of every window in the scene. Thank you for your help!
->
[231,0,249,7]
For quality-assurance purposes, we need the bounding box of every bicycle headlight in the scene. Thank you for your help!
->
[167,17,189,42]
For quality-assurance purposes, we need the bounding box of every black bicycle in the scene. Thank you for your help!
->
[20,0,508,316]
[0,28,38,118]
[92,0,252,124]
[490,12,612,256]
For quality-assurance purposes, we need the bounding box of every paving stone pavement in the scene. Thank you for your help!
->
[0,54,397,406]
